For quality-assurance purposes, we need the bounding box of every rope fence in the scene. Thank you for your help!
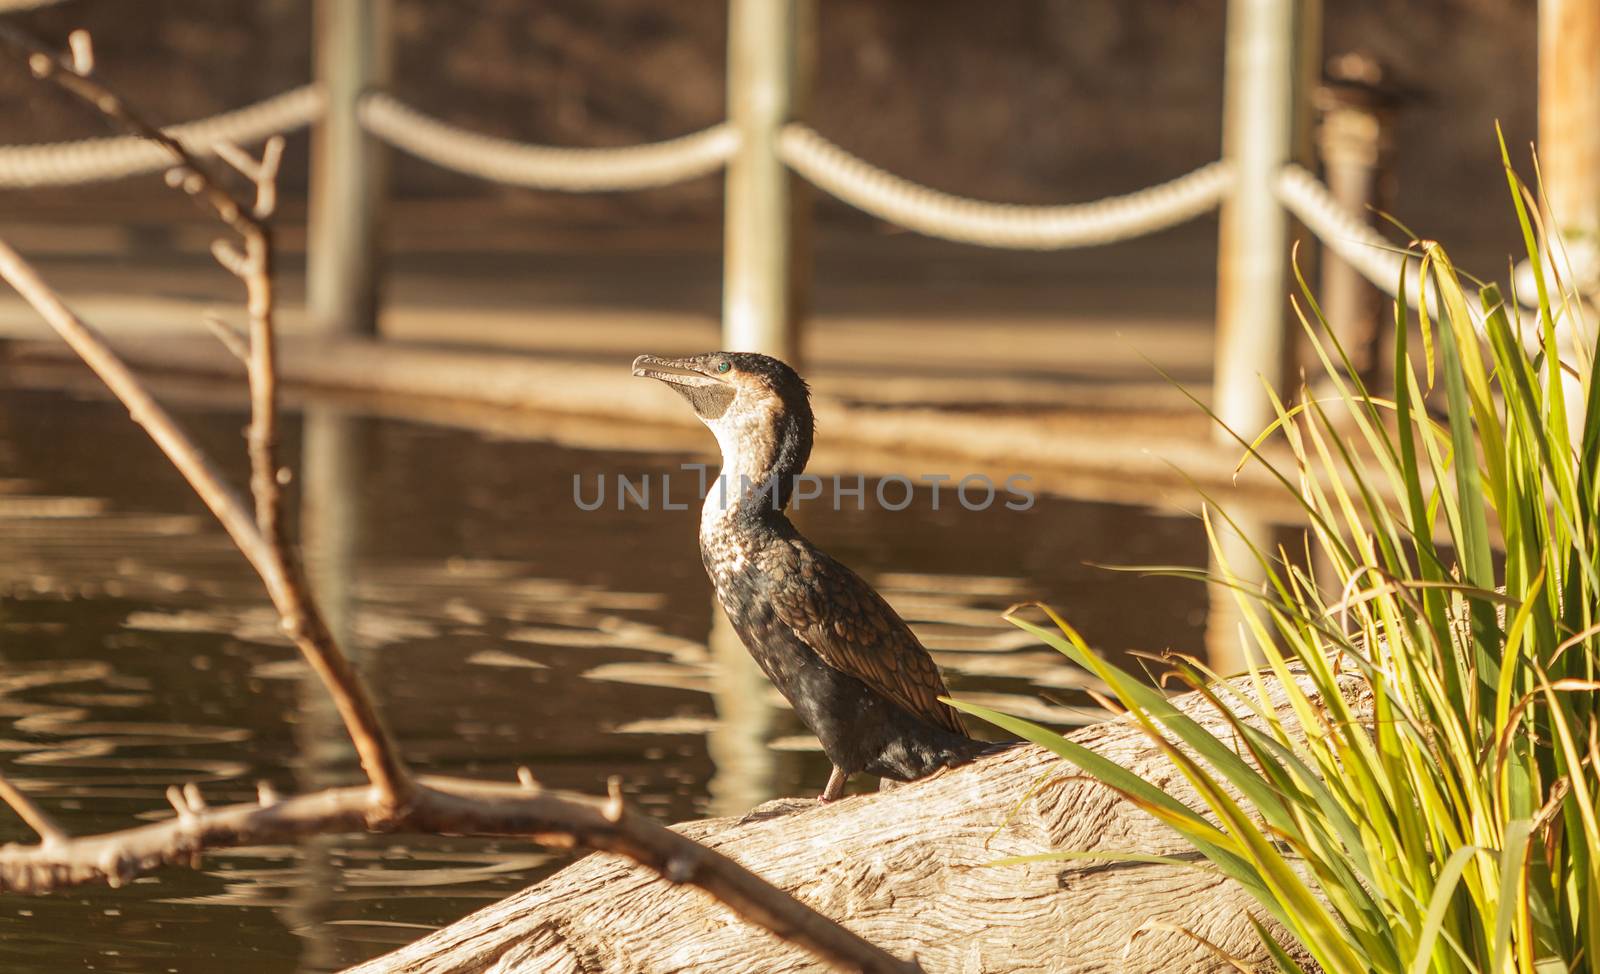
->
[0,83,1369,263]
[780,124,1235,250]
[1276,163,1420,304]
[0,77,1508,315]
[1278,162,1540,338]
[359,92,739,192]
[0,85,321,187]
[1,79,1515,323]
[0,72,1536,353]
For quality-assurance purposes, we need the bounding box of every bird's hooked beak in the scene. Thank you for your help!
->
[631,353,724,388]
[631,353,736,419]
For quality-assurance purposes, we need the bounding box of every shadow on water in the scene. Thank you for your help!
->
[0,385,1210,972]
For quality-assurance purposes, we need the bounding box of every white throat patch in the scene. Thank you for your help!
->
[697,396,785,568]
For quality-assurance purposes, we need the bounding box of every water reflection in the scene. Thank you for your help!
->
[292,406,364,970]
[705,604,777,814]
[0,386,1209,971]
[1204,511,1268,675]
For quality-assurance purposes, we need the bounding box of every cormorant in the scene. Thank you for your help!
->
[632,351,992,801]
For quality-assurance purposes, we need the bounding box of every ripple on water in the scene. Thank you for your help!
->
[0,387,1206,972]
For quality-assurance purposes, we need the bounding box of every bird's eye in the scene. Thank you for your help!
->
[716,361,732,374]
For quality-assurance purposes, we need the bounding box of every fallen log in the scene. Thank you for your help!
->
[347,674,1350,974]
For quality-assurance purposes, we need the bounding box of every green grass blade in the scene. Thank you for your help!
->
[1408,844,1484,974]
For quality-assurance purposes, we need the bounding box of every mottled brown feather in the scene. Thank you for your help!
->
[758,539,967,737]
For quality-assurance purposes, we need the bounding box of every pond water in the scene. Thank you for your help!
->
[0,384,1209,972]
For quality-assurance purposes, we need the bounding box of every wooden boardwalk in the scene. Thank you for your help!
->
[0,210,1306,519]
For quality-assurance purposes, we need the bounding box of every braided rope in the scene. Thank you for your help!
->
[1278,162,1538,337]
[360,92,738,191]
[778,123,1234,249]
[0,85,322,187]
[1276,163,1422,304]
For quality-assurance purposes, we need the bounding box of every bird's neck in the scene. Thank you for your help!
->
[700,416,810,543]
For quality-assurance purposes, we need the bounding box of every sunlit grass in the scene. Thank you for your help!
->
[953,144,1600,973]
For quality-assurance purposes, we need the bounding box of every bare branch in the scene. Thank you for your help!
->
[0,779,922,973]
[254,135,284,217]
[0,772,65,846]
[0,24,413,813]
[209,238,248,277]
[163,785,196,822]
[212,137,283,218]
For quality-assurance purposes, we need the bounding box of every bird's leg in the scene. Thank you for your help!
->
[819,766,848,803]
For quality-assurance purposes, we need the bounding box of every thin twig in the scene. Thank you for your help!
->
[0,772,65,846]
[252,135,284,217]
[215,136,284,218]
[200,312,250,364]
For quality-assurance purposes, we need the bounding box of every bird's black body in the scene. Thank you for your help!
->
[633,350,992,800]
[704,519,986,784]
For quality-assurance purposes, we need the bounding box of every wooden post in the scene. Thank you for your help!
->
[1315,54,1400,383]
[1540,0,1600,246]
[1539,0,1599,448]
[1213,0,1318,441]
[307,0,391,336]
[723,0,812,364]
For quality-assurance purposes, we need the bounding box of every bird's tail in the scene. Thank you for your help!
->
[878,738,1024,791]
[948,736,1025,765]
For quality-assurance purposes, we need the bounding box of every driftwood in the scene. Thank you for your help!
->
[349,674,1347,974]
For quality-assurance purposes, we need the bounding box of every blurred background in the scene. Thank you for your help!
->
[0,0,1549,354]
[0,0,1588,971]
[0,0,1542,262]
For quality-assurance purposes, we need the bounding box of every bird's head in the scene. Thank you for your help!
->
[632,351,814,487]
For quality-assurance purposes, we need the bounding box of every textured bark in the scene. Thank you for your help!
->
[347,675,1347,974]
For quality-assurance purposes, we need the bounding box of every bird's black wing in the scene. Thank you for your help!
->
[759,539,967,736]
